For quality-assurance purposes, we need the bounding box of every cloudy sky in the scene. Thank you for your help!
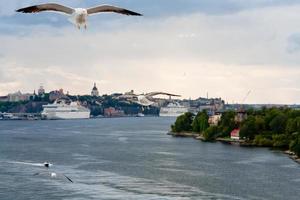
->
[1,0,300,104]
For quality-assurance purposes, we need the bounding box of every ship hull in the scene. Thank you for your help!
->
[159,112,188,117]
[159,108,188,117]
[42,111,90,120]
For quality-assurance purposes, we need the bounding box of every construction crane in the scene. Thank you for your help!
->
[242,90,251,104]
[239,90,251,112]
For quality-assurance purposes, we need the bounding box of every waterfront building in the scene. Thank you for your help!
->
[49,89,66,101]
[231,129,240,140]
[7,91,32,102]
[38,85,45,97]
[182,97,225,115]
[188,107,199,114]
[91,83,99,97]
[199,104,215,112]
[125,90,135,95]
[0,96,8,102]
[208,114,222,126]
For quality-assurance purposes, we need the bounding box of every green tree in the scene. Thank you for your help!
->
[272,134,290,148]
[239,116,257,140]
[0,102,25,113]
[203,126,219,141]
[192,111,209,133]
[286,117,300,135]
[171,112,194,133]
[287,109,300,119]
[290,134,300,157]
[264,108,281,129]
[253,135,273,147]
[218,111,236,137]
[254,116,266,132]
[269,114,288,134]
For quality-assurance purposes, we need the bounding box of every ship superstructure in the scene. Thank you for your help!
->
[42,99,90,120]
[159,102,189,117]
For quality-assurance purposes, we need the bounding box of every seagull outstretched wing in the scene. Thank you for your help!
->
[16,3,74,15]
[63,174,73,183]
[87,5,142,16]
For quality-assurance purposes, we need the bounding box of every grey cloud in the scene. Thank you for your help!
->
[1,0,300,33]
[1,3,300,103]
[287,33,300,54]
[2,0,300,19]
[0,0,82,16]
[1,7,300,69]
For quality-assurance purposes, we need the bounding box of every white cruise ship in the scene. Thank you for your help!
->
[159,102,189,117]
[42,99,90,120]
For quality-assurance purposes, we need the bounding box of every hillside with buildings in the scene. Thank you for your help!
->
[1,83,299,120]
[0,83,229,119]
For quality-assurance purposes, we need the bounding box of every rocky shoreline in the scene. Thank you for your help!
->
[284,150,300,164]
[168,131,300,164]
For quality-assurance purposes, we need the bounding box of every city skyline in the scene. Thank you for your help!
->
[1,1,300,104]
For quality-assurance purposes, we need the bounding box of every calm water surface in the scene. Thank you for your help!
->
[0,117,299,200]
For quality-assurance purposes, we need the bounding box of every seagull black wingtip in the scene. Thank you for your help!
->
[15,6,40,13]
[130,11,142,16]
[16,8,28,13]
[133,12,143,16]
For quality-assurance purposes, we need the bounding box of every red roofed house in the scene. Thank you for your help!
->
[231,129,240,140]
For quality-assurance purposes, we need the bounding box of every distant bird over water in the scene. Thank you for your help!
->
[34,172,73,183]
[43,162,53,168]
[16,3,142,29]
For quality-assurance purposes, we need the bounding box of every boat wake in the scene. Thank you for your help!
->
[7,161,47,167]
[55,166,246,200]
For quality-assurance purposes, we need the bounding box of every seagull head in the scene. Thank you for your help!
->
[75,8,87,15]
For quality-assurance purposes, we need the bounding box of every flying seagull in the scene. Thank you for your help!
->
[34,172,73,183]
[16,3,142,29]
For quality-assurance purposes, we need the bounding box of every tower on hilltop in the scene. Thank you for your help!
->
[38,85,45,97]
[91,83,99,97]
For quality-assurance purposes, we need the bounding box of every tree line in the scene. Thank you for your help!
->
[171,107,300,157]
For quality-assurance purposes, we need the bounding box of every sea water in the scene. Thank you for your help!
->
[0,117,299,200]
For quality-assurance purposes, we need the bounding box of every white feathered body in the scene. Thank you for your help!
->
[69,8,88,28]
[50,173,57,178]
